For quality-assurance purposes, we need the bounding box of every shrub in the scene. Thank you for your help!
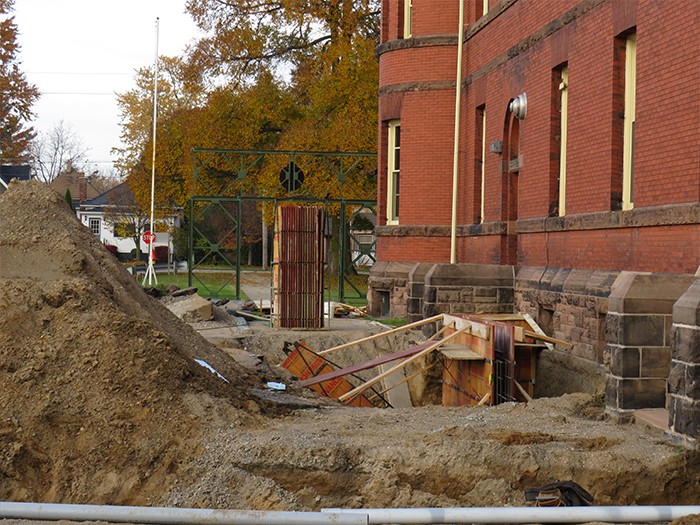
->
[154,245,169,263]
[105,245,118,257]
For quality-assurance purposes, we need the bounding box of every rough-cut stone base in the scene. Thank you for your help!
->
[535,349,606,397]
[605,272,696,413]
[669,280,700,442]
[367,261,416,318]
[515,266,618,363]
[368,261,700,446]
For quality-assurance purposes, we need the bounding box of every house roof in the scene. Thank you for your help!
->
[81,181,134,207]
[0,165,31,190]
[48,167,100,202]
[79,180,183,216]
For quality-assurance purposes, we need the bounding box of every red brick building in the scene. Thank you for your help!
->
[370,0,700,446]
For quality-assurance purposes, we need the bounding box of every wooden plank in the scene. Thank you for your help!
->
[514,379,533,402]
[476,314,525,321]
[439,344,485,361]
[317,314,444,356]
[522,312,554,350]
[478,391,491,405]
[368,362,438,400]
[443,314,491,341]
[338,324,472,403]
[513,326,525,342]
[524,330,573,348]
[299,342,432,387]
[279,343,374,407]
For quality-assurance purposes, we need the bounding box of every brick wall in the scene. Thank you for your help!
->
[377,0,700,274]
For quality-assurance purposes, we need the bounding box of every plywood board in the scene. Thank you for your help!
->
[280,342,374,407]
[439,344,485,361]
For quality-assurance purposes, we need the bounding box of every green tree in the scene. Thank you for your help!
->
[0,0,39,162]
[64,188,75,213]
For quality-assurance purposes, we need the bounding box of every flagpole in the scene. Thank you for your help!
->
[144,17,159,286]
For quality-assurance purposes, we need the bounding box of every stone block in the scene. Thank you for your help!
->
[668,360,685,395]
[407,282,425,298]
[544,267,571,292]
[688,363,700,399]
[408,262,434,284]
[406,298,421,315]
[425,263,515,288]
[166,293,214,322]
[670,396,700,438]
[665,315,673,346]
[622,314,665,347]
[609,272,696,314]
[671,324,700,363]
[475,295,498,304]
[437,289,462,303]
[498,287,515,304]
[606,312,622,344]
[640,346,671,378]
[609,345,639,378]
[458,287,475,300]
[514,266,546,290]
[617,378,667,409]
[451,303,473,314]
[424,287,437,303]
[474,287,497,297]
[673,279,700,326]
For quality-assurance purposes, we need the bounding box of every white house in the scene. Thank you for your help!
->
[77,182,180,259]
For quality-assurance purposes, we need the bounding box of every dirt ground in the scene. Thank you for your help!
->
[1,180,700,517]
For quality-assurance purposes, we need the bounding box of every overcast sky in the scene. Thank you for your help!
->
[14,0,201,175]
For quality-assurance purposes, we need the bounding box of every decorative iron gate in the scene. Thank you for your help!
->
[188,149,377,304]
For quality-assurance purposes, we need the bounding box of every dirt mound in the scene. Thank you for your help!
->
[0,181,264,504]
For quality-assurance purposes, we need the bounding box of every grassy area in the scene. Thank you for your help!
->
[324,273,368,307]
[134,266,369,305]
[142,272,247,299]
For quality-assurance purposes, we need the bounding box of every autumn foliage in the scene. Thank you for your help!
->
[114,1,379,260]
[0,0,40,163]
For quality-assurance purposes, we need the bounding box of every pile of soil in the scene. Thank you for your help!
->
[0,181,270,504]
[2,180,700,514]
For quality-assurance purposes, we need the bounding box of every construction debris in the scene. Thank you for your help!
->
[165,293,215,322]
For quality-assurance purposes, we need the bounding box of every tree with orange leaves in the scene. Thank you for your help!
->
[0,0,39,163]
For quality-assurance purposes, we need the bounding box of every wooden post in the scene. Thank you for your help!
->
[317,314,444,356]
[338,324,472,403]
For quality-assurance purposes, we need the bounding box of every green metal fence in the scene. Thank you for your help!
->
[188,149,377,304]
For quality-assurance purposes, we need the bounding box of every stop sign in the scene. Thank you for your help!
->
[142,231,156,244]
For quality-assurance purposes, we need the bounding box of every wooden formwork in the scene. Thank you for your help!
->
[441,314,548,407]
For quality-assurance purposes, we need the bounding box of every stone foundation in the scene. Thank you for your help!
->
[667,279,700,449]
[515,267,618,363]
[604,272,696,420]
[368,262,700,444]
[367,261,416,318]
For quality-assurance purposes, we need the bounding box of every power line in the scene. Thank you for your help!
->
[41,92,117,96]
[29,72,134,76]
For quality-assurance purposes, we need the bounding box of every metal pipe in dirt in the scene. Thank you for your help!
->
[326,505,700,524]
[0,502,367,525]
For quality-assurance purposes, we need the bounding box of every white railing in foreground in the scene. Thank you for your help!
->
[326,505,700,524]
[0,502,365,525]
[2,502,700,525]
